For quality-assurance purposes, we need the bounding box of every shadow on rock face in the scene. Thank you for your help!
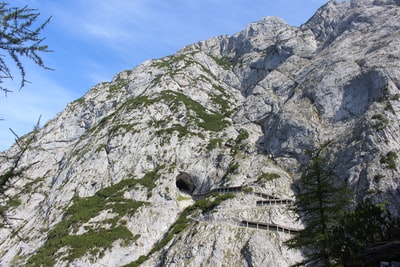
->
[176,172,196,194]
[334,69,386,122]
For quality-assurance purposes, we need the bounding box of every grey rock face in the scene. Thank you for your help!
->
[1,0,400,266]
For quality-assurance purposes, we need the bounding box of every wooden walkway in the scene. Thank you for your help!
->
[193,186,287,202]
[253,192,280,200]
[194,216,300,235]
[256,199,293,206]
[240,220,300,235]
[192,186,243,199]
[189,186,301,235]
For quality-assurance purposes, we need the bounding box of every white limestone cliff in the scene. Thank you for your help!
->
[1,0,400,266]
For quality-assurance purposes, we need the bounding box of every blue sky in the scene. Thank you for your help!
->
[0,0,333,150]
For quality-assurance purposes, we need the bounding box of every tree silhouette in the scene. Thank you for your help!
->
[0,2,51,94]
[0,1,51,235]
[330,200,400,266]
[286,142,352,266]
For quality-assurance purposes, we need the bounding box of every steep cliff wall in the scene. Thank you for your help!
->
[1,0,400,266]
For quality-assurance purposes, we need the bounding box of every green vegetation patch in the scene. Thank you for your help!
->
[390,93,400,101]
[206,138,224,151]
[0,196,21,216]
[139,89,231,139]
[109,79,129,94]
[0,170,15,195]
[222,162,239,182]
[257,172,280,185]
[161,90,230,132]
[209,55,233,70]
[209,86,232,116]
[151,54,192,74]
[155,123,194,139]
[242,187,253,193]
[28,169,162,266]
[236,129,249,143]
[122,95,158,112]
[5,197,21,209]
[384,103,395,114]
[371,114,389,130]
[373,174,385,183]
[80,114,113,139]
[124,193,235,267]
[80,77,233,143]
[69,96,85,108]
[109,123,139,138]
[0,169,23,213]
[59,226,134,263]
[151,58,171,69]
[194,193,235,214]
[380,151,398,170]
[177,195,192,201]
[81,95,156,138]
[228,129,250,156]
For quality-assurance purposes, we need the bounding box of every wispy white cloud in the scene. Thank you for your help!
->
[46,0,268,60]
[43,0,327,63]
[50,1,153,46]
[0,66,79,151]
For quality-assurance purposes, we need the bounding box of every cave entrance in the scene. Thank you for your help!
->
[176,172,196,194]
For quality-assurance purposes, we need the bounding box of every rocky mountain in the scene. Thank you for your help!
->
[1,0,400,266]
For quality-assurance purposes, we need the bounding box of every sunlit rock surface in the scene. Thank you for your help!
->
[1,0,400,266]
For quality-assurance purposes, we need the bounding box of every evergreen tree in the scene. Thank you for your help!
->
[0,2,51,94]
[330,200,400,266]
[286,143,352,266]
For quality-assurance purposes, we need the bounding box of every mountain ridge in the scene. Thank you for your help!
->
[1,0,400,266]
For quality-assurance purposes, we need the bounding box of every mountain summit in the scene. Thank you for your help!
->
[1,0,400,266]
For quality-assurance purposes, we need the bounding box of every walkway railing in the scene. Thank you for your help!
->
[253,192,280,200]
[192,215,300,235]
[189,186,300,235]
[240,220,300,235]
[192,186,243,200]
[193,186,287,201]
[256,199,293,206]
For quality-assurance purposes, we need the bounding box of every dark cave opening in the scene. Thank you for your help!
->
[176,172,196,194]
